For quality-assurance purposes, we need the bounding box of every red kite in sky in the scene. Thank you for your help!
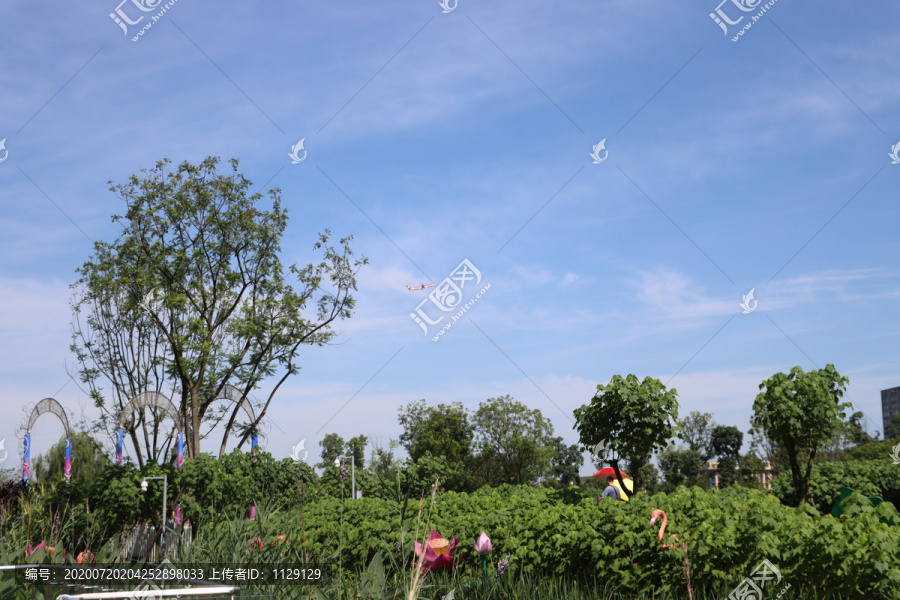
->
[406,283,435,291]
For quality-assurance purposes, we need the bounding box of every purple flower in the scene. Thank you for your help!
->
[494,553,511,580]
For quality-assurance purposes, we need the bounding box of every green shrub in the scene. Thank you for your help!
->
[770,459,900,513]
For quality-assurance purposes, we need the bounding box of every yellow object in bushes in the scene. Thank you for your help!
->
[612,478,633,501]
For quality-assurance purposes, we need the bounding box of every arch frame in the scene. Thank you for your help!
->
[26,398,70,437]
[118,391,184,434]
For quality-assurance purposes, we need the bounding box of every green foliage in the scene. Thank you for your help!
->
[368,438,401,483]
[677,411,716,461]
[770,459,900,514]
[179,449,313,523]
[32,431,110,486]
[472,396,556,488]
[318,433,346,469]
[658,447,704,491]
[7,469,900,598]
[737,453,765,490]
[630,461,660,495]
[716,457,737,488]
[549,436,584,487]
[752,364,850,507]
[72,156,367,460]
[844,437,898,461]
[258,483,900,598]
[399,400,475,465]
[844,411,875,446]
[708,425,742,462]
[346,435,368,470]
[398,399,476,491]
[574,374,680,496]
[885,412,900,440]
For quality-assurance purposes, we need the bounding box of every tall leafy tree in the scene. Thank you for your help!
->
[368,438,401,481]
[678,410,717,461]
[71,157,366,460]
[845,412,875,447]
[317,433,345,470]
[709,425,743,462]
[737,452,765,489]
[574,374,679,496]
[32,431,110,485]
[657,446,704,491]
[747,425,787,475]
[471,395,556,487]
[548,436,584,487]
[346,435,368,470]
[397,400,474,465]
[629,461,660,495]
[751,364,850,507]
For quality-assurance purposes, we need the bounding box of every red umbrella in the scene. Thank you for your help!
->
[592,468,629,478]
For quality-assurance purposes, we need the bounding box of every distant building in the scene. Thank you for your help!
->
[882,387,900,435]
[700,460,774,490]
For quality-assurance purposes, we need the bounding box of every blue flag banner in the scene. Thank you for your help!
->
[23,434,30,485]
[65,438,72,483]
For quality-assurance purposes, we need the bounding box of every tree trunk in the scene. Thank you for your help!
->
[191,387,201,459]
[787,441,805,506]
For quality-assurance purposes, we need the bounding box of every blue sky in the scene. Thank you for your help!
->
[1,0,898,478]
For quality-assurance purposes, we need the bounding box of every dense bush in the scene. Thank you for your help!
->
[275,483,900,598]
[4,461,900,598]
[770,458,900,513]
[179,450,315,523]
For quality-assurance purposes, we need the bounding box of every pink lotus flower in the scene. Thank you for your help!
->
[474,532,492,556]
[414,530,459,572]
[26,542,57,561]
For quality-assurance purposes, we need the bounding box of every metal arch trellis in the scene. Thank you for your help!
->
[21,398,72,485]
[212,384,260,458]
[117,392,184,434]
[116,391,184,467]
[26,398,70,437]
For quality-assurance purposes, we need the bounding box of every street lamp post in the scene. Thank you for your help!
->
[141,476,168,559]
[333,455,356,499]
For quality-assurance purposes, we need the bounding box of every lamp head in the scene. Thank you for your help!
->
[333,458,340,468]
[141,479,148,492]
